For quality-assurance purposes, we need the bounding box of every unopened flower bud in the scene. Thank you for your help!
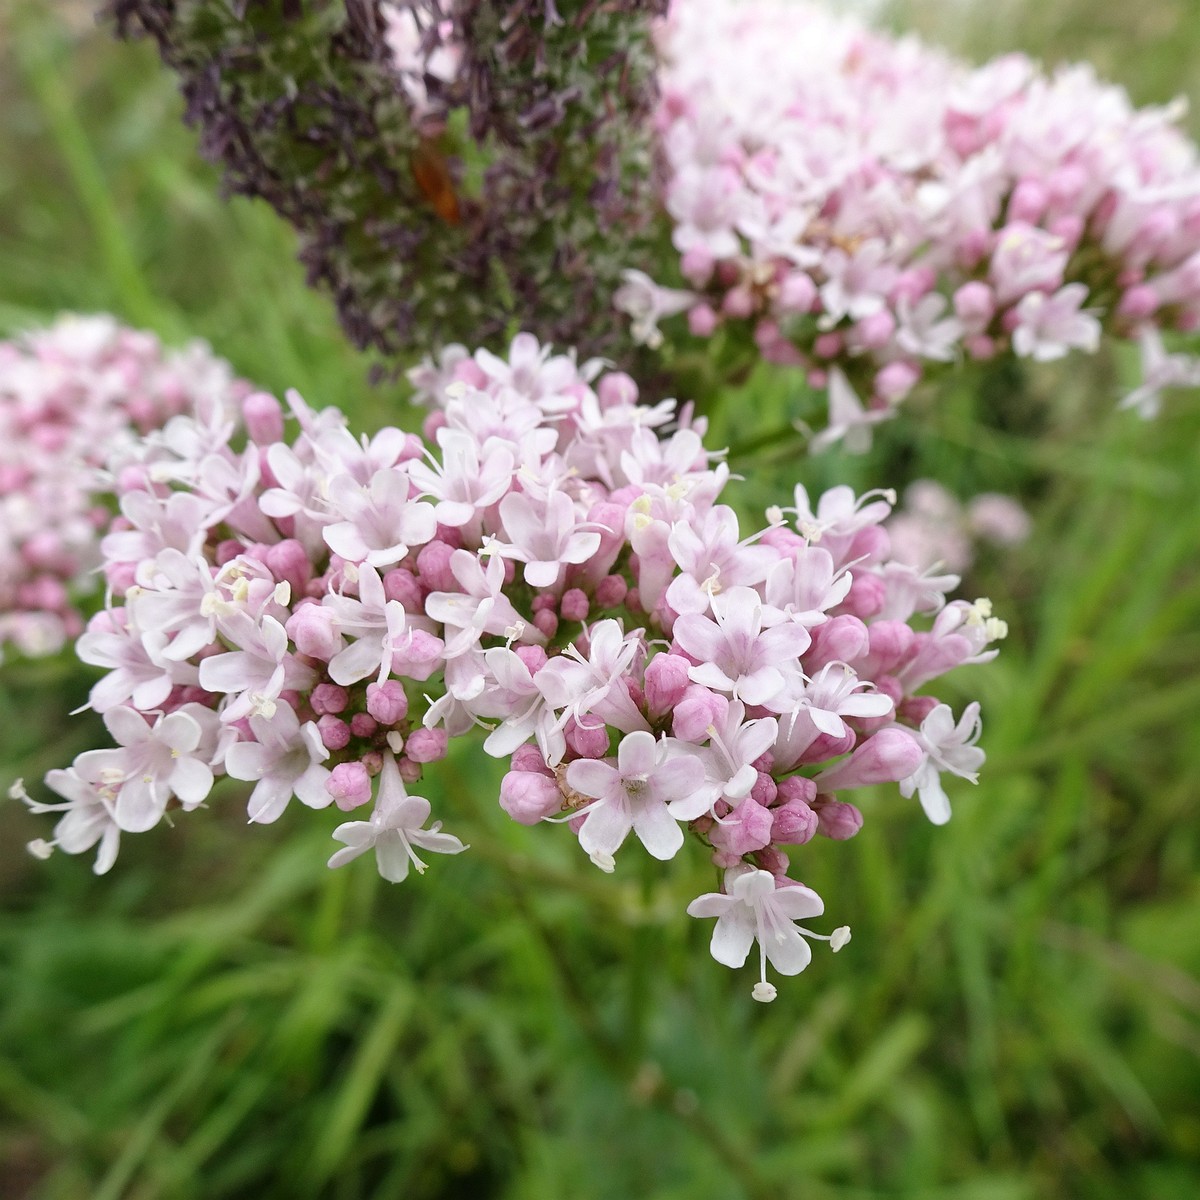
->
[499,770,564,825]
[366,680,408,725]
[813,799,864,840]
[286,603,340,661]
[673,685,729,743]
[238,390,282,443]
[771,796,817,845]
[710,798,774,856]
[310,683,349,715]
[406,727,448,763]
[317,715,351,751]
[815,728,924,790]
[326,761,372,811]
[644,653,692,717]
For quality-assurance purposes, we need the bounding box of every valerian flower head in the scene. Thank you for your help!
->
[22,331,1001,1000]
[634,0,1200,444]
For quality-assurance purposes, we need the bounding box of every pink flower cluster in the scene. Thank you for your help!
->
[17,333,1004,1000]
[887,481,1031,576]
[623,0,1200,447]
[0,315,247,661]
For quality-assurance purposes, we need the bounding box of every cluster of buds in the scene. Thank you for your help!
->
[620,0,1200,447]
[19,334,1003,999]
[0,314,246,662]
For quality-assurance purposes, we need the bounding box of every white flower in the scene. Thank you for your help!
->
[687,868,850,1002]
[327,753,467,882]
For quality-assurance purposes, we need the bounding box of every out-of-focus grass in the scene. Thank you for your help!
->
[2,3,1200,1199]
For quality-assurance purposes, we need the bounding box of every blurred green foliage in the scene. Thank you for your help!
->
[2,3,1199,1198]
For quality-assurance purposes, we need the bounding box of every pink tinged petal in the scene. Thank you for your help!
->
[760,623,812,659]
[483,717,539,759]
[246,777,292,825]
[630,799,684,861]
[523,559,562,589]
[673,614,725,663]
[294,765,333,809]
[840,693,894,719]
[374,836,413,883]
[686,892,737,920]
[709,911,756,968]
[104,706,152,747]
[225,743,274,782]
[436,499,477,527]
[808,707,848,738]
[158,711,204,754]
[689,663,739,693]
[410,828,467,856]
[767,884,825,921]
[617,730,657,777]
[130,676,174,713]
[762,925,813,976]
[724,762,757,800]
[578,797,632,858]
[199,651,259,694]
[919,775,952,825]
[566,758,619,801]
[115,777,166,833]
[94,827,121,876]
[736,666,785,707]
[328,637,385,686]
[323,522,371,563]
[653,754,707,806]
[168,758,214,806]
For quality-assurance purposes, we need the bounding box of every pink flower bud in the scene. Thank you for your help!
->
[515,645,548,675]
[813,799,864,840]
[382,567,422,608]
[286,603,340,661]
[680,244,715,287]
[953,281,995,331]
[712,850,743,869]
[416,540,457,592]
[317,715,351,751]
[776,775,817,806]
[598,371,639,408]
[778,271,816,312]
[900,694,940,724]
[1117,285,1159,320]
[310,683,349,715]
[264,539,312,597]
[565,716,609,759]
[841,572,886,620]
[406,727,448,763]
[875,360,920,404]
[511,745,553,775]
[326,761,373,811]
[723,285,754,318]
[350,712,378,739]
[1008,179,1048,225]
[867,620,916,673]
[242,391,284,444]
[672,684,729,743]
[855,310,896,349]
[398,757,422,783]
[813,332,843,359]
[814,728,924,790]
[750,771,777,806]
[560,588,589,622]
[644,653,692,717]
[533,610,559,639]
[753,845,790,876]
[366,680,408,725]
[771,798,819,844]
[806,616,869,671]
[499,770,564,825]
[594,573,628,608]
[710,798,774,856]
[689,304,719,337]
